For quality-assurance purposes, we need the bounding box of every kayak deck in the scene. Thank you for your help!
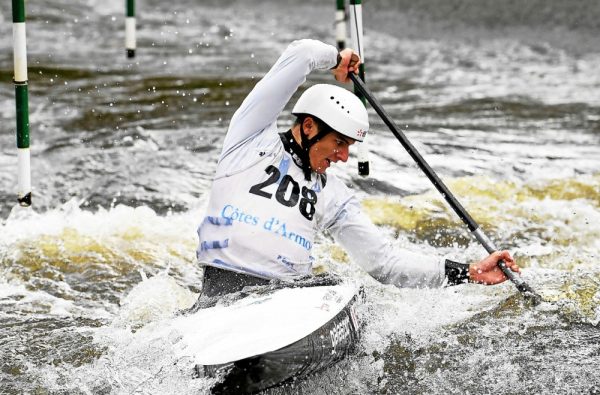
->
[188,284,364,394]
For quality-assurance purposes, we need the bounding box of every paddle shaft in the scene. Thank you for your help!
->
[349,73,540,299]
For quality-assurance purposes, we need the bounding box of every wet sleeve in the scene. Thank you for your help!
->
[220,39,338,160]
[325,195,446,288]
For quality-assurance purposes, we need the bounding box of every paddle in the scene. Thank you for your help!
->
[349,73,542,303]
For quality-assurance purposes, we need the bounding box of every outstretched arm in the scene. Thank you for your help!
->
[324,194,446,288]
[323,183,521,288]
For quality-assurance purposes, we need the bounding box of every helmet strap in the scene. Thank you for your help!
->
[299,120,330,181]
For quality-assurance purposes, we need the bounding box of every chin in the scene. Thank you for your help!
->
[311,161,329,174]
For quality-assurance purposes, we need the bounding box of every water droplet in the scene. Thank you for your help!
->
[188,49,193,54]
[250,53,255,58]
[111,16,116,21]
[225,101,230,106]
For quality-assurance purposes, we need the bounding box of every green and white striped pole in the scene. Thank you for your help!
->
[12,0,31,207]
[126,0,136,58]
[335,0,346,50]
[349,0,369,176]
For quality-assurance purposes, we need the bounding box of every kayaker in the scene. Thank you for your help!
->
[195,39,520,299]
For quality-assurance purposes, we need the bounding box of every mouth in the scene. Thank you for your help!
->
[315,159,331,173]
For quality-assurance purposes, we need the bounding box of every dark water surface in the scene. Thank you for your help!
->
[1,0,599,393]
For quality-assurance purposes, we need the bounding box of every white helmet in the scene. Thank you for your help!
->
[292,84,369,142]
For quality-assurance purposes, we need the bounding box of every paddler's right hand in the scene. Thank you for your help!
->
[332,48,360,83]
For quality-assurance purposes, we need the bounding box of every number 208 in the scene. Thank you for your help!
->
[249,165,317,221]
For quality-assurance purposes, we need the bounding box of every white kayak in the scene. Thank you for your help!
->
[161,283,364,393]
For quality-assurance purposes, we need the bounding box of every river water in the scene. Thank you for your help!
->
[1,0,599,393]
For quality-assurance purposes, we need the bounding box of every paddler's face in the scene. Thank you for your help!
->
[303,118,355,174]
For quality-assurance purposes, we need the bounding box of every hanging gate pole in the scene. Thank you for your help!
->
[335,0,346,50]
[12,0,31,207]
[126,0,136,58]
[349,0,370,176]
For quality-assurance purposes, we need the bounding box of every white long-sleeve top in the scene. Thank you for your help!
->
[196,39,445,288]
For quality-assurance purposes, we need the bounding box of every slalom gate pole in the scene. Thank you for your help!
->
[349,73,542,302]
[126,0,136,58]
[349,0,369,177]
[335,0,346,50]
[12,0,31,207]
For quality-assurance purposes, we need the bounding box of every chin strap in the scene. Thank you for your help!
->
[298,122,330,181]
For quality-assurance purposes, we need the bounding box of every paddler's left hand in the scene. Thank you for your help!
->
[469,250,520,285]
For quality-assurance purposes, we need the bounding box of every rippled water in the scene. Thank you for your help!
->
[1,0,599,393]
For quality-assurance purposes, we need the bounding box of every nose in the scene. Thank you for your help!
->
[336,146,349,162]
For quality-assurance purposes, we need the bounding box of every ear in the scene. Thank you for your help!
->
[302,116,319,139]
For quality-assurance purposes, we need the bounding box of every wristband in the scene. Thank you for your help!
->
[445,259,470,286]
[331,53,342,70]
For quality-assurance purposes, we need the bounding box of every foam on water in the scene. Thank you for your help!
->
[114,271,198,330]
[1,175,597,393]
[0,202,206,393]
